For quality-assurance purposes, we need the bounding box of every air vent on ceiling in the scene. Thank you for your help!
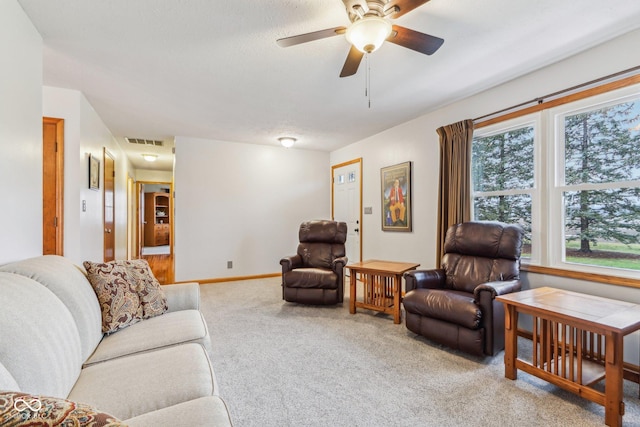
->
[125,137,164,147]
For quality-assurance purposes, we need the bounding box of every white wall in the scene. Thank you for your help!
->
[0,1,43,264]
[43,86,133,265]
[331,28,640,361]
[174,137,330,281]
[136,169,173,183]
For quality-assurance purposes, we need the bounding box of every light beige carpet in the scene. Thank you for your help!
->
[200,277,640,427]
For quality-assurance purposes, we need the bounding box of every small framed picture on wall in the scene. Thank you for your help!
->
[89,154,100,190]
[381,161,412,232]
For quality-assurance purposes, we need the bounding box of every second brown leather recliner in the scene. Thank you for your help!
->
[280,220,348,305]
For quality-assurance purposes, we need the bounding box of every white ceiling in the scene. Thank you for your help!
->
[17,0,640,171]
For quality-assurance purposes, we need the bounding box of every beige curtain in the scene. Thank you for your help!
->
[436,119,474,263]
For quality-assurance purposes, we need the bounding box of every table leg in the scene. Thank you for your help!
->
[503,304,518,380]
[393,274,401,324]
[604,333,624,427]
[349,269,356,315]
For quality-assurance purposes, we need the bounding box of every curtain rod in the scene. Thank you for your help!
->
[473,64,640,123]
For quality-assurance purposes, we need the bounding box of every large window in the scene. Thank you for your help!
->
[472,82,640,280]
[553,94,640,274]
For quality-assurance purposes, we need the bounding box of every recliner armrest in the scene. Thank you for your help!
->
[280,254,303,273]
[332,256,348,272]
[404,269,446,292]
[473,279,521,300]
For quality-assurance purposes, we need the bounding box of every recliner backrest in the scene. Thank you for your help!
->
[441,221,523,293]
[297,220,347,269]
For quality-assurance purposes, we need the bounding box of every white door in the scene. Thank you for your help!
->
[332,159,362,265]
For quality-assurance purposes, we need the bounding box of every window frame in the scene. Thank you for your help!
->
[473,75,640,288]
[546,85,640,279]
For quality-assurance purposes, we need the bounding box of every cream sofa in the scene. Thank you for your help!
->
[0,255,232,426]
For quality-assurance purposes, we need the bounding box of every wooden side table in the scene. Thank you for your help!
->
[497,287,640,427]
[347,260,420,324]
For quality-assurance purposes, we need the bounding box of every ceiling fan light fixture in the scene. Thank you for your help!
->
[141,153,158,162]
[346,16,392,53]
[278,137,296,148]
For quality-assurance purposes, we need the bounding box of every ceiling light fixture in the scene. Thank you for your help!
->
[278,137,296,148]
[345,16,392,53]
[142,154,158,162]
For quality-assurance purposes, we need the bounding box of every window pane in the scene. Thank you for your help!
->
[564,99,640,185]
[472,126,534,192]
[564,188,640,271]
[473,194,531,257]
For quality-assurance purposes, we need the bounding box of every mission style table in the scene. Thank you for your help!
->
[496,287,640,427]
[347,260,420,324]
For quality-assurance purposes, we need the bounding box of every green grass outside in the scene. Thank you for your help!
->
[565,240,640,271]
[564,256,640,270]
[565,240,640,255]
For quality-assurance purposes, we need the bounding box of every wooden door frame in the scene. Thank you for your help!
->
[331,158,363,263]
[42,117,64,255]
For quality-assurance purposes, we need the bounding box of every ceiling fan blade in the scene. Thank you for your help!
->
[385,0,431,19]
[387,25,444,55]
[339,45,364,78]
[276,27,346,48]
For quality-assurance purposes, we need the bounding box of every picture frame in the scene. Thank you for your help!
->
[381,161,412,232]
[89,154,100,190]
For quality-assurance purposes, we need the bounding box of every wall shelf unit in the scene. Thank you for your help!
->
[144,192,171,246]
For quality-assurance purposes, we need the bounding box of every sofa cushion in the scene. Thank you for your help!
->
[0,391,125,426]
[122,259,168,319]
[0,273,82,398]
[68,343,216,420]
[84,261,144,334]
[283,268,338,289]
[84,309,211,366]
[0,255,103,362]
[403,289,482,330]
[125,396,232,427]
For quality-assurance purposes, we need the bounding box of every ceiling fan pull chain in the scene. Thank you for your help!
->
[366,54,371,109]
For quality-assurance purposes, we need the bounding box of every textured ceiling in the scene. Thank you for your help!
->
[17,0,640,170]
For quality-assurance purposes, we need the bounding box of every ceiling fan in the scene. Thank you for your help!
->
[276,0,444,78]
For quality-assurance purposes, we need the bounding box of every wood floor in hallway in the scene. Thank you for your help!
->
[142,254,173,285]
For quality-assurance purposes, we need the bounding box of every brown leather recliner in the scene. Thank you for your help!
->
[403,221,524,356]
[281,220,348,305]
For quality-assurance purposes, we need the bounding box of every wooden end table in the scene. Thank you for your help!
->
[347,260,420,324]
[497,287,640,427]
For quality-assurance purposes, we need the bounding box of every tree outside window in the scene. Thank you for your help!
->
[472,125,535,257]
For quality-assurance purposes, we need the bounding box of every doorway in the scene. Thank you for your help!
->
[332,158,362,264]
[136,181,174,284]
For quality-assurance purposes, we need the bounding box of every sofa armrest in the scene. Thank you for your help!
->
[404,269,446,293]
[280,254,302,273]
[473,279,521,300]
[163,282,201,312]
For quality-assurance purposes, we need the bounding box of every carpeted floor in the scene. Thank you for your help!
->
[200,277,640,427]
